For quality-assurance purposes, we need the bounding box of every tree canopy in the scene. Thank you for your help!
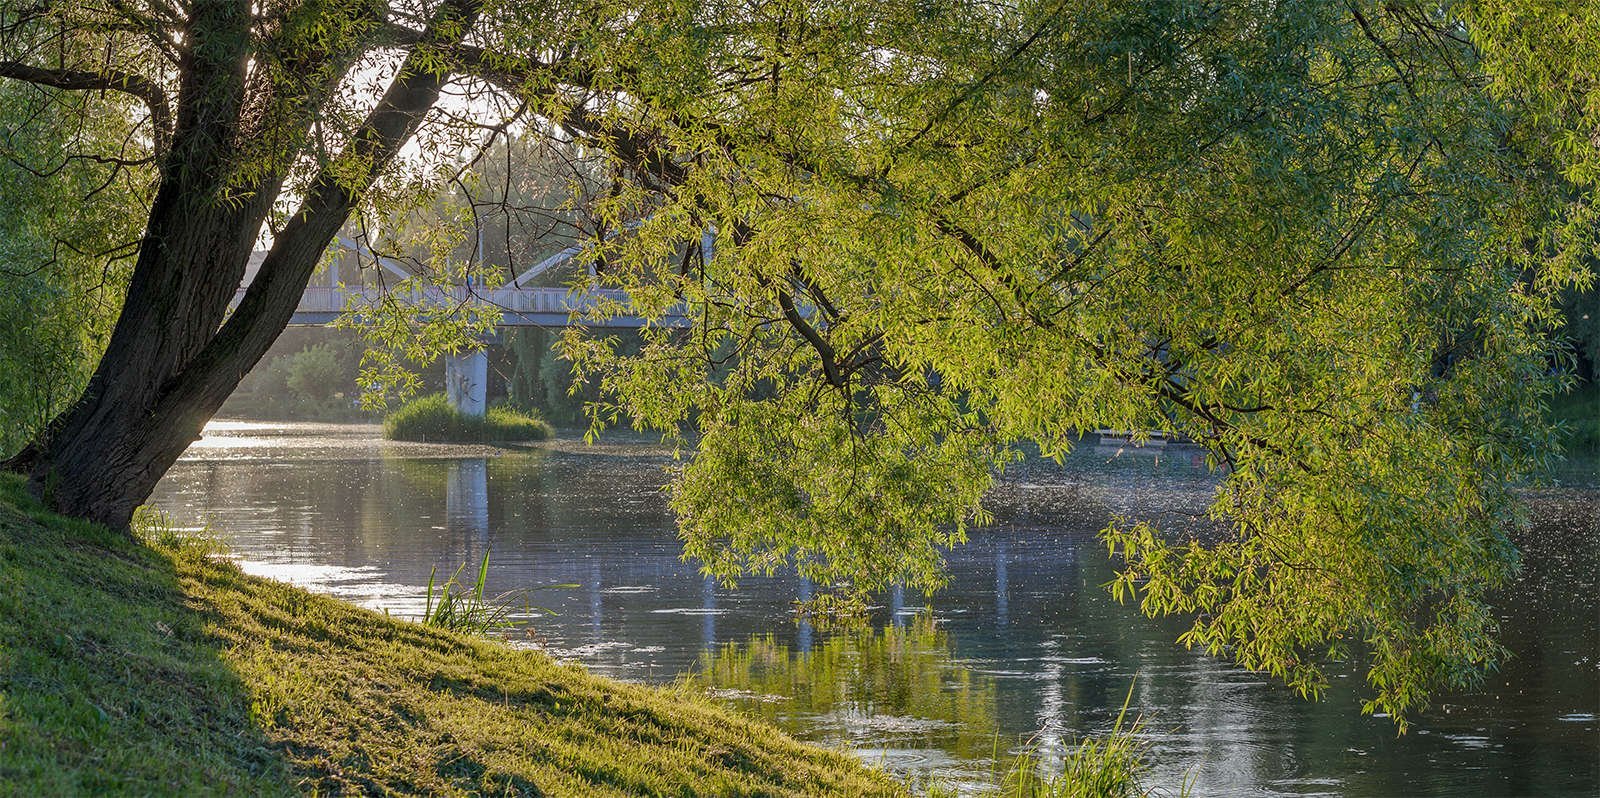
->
[0,0,1593,728]
[558,0,1595,726]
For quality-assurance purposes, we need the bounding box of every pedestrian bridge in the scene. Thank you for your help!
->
[233,234,695,329]
[232,237,695,418]
[254,284,690,328]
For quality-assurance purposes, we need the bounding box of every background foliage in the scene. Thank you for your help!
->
[0,84,146,455]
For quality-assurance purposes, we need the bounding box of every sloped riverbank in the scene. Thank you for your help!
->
[0,475,900,796]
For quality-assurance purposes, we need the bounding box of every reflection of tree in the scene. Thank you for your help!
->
[386,455,450,494]
[690,614,999,760]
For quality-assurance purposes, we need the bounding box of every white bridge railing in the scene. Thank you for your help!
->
[237,284,688,327]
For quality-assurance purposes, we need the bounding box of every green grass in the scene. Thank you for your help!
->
[0,474,900,796]
[384,393,553,443]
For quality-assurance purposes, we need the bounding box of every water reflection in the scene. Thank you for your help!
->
[446,458,489,543]
[149,422,1600,796]
[692,615,1001,787]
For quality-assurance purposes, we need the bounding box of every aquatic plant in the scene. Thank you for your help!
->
[421,552,521,635]
[420,552,575,637]
[129,505,224,558]
[998,683,1152,798]
[916,682,1157,798]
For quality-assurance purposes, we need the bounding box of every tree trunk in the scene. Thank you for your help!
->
[19,0,272,529]
[17,5,465,530]
[21,182,267,528]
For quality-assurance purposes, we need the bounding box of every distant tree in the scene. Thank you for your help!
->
[285,344,346,403]
[1557,287,1598,383]
[0,0,1593,728]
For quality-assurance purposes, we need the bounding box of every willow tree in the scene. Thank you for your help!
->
[0,0,1591,726]
[0,80,142,454]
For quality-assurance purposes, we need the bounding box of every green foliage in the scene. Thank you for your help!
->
[504,327,580,424]
[0,475,901,796]
[224,329,388,421]
[1557,287,1598,382]
[383,393,552,443]
[0,83,146,455]
[283,343,345,403]
[1552,384,1600,455]
[340,296,503,414]
[502,327,647,428]
[547,0,1594,728]
[6,0,1593,739]
[673,386,1005,591]
[1462,0,1600,190]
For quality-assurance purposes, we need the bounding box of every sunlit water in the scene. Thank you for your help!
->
[149,421,1600,796]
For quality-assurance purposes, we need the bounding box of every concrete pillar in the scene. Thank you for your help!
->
[444,349,488,418]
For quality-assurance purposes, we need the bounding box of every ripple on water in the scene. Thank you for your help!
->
[235,559,383,585]
[148,424,1600,798]
[704,688,786,703]
[814,710,961,736]
[543,641,635,658]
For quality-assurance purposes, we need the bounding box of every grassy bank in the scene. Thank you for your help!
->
[385,393,554,443]
[0,475,899,796]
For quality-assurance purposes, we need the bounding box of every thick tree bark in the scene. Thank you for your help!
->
[16,0,477,530]
[18,0,270,527]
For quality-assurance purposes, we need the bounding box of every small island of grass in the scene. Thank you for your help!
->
[384,393,554,443]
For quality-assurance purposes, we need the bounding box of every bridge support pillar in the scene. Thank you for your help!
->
[444,349,488,418]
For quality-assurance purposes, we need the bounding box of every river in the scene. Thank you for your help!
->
[148,421,1599,796]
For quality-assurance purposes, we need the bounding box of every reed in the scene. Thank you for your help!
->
[421,552,519,635]
[923,681,1159,798]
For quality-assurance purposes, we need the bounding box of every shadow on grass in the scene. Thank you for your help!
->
[0,476,295,795]
[0,475,901,797]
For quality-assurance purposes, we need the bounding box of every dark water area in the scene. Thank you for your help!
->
[149,421,1600,796]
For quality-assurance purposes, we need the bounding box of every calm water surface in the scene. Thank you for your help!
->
[149,421,1600,796]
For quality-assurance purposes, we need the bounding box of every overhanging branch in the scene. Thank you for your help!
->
[0,61,172,156]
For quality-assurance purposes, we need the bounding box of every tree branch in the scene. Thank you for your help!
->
[154,0,485,416]
[0,61,172,157]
